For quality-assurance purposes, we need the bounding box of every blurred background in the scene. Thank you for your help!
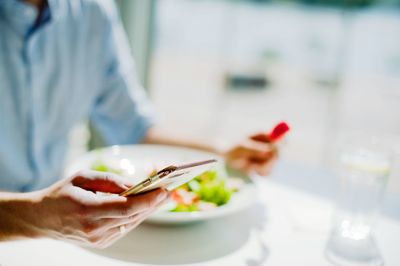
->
[72,0,400,188]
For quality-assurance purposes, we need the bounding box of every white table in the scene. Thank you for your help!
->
[1,162,399,266]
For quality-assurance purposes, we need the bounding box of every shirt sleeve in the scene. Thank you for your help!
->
[90,1,155,145]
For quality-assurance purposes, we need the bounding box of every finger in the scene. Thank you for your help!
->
[249,155,278,176]
[95,196,170,247]
[93,212,142,231]
[250,133,270,143]
[247,147,278,164]
[242,139,274,154]
[96,194,169,229]
[230,141,275,161]
[95,227,122,249]
[66,185,128,206]
[95,225,129,249]
[236,160,257,174]
[229,152,276,175]
[71,170,133,194]
[260,156,278,175]
[96,209,154,249]
[91,188,168,218]
[124,208,155,230]
[228,157,250,171]
[79,216,135,242]
[62,235,93,247]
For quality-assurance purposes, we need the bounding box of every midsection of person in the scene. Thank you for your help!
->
[0,0,142,191]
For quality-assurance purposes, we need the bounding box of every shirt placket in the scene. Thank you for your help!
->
[19,2,53,191]
[23,30,42,190]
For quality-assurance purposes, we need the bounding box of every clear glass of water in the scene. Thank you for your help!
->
[325,136,393,266]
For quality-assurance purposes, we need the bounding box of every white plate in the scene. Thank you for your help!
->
[65,144,257,224]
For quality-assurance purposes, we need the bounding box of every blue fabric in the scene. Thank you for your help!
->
[0,0,155,192]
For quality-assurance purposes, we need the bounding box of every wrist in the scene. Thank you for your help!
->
[0,191,45,240]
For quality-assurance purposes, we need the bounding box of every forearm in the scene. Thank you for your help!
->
[142,126,224,155]
[0,191,43,241]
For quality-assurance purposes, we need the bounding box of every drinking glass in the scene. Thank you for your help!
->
[325,136,393,266]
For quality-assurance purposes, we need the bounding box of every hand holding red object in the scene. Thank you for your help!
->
[225,122,290,176]
[250,122,290,143]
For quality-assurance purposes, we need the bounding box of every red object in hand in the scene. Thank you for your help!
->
[251,122,290,143]
[268,122,290,142]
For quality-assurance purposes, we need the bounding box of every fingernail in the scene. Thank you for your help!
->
[156,190,167,203]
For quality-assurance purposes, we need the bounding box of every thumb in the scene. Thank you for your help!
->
[71,170,133,194]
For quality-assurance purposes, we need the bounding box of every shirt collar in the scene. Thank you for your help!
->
[0,0,59,38]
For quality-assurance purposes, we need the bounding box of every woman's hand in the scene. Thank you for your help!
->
[0,171,169,248]
[225,135,278,176]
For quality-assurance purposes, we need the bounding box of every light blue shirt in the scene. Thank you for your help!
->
[0,0,155,192]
